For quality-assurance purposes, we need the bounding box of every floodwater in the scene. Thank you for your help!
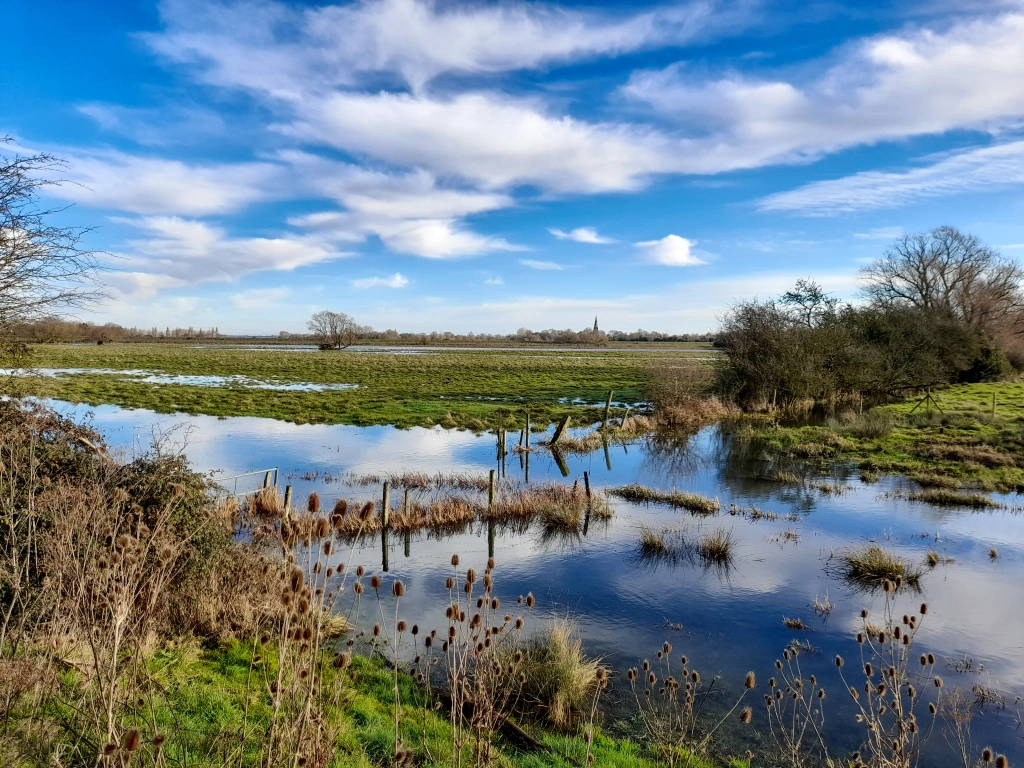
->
[52,400,1024,763]
[1,368,357,391]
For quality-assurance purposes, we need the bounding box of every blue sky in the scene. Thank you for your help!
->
[5,0,1024,334]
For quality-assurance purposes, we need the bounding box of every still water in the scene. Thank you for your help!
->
[55,400,1024,762]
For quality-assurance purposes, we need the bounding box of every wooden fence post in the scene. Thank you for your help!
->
[603,390,614,430]
[382,481,390,528]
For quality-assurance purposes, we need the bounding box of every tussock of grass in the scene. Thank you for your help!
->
[519,620,601,729]
[925,550,954,567]
[638,525,667,555]
[905,489,1000,509]
[838,544,923,589]
[610,484,720,515]
[696,528,734,564]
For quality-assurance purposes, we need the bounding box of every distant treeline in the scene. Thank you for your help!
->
[10,319,711,345]
[6,320,222,343]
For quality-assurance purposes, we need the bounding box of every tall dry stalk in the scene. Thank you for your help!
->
[628,642,755,767]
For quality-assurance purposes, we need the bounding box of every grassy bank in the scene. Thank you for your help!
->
[743,382,1024,492]
[3,343,712,429]
[30,639,672,768]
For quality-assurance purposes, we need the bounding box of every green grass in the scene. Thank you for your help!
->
[741,382,1024,492]
[2,343,712,429]
[25,640,723,768]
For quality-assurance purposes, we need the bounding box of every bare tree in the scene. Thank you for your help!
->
[1,139,102,329]
[306,310,358,349]
[861,226,1024,335]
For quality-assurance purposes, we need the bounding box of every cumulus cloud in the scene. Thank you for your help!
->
[285,91,674,193]
[351,273,409,289]
[108,216,345,296]
[53,150,284,216]
[520,259,563,270]
[549,226,616,244]
[758,141,1024,215]
[635,235,706,266]
[623,12,1024,170]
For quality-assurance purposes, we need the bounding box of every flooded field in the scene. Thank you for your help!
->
[58,400,1024,762]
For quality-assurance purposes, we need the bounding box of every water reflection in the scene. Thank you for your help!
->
[47,400,1024,764]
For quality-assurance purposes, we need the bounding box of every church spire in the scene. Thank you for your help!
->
[593,316,599,332]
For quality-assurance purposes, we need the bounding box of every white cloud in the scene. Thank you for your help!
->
[285,91,674,193]
[230,287,292,309]
[623,12,1024,171]
[149,0,741,94]
[351,273,409,289]
[549,226,616,244]
[78,102,229,146]
[484,276,504,285]
[758,140,1024,215]
[54,150,283,215]
[519,259,563,271]
[635,234,706,266]
[108,216,346,296]
[854,226,905,240]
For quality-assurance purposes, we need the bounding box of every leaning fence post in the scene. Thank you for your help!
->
[603,390,614,430]
[382,480,390,528]
[551,414,570,445]
[488,470,496,508]
[263,471,271,489]
[283,485,292,513]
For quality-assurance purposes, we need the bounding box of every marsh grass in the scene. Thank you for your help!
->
[611,484,720,515]
[836,544,923,589]
[904,489,1001,509]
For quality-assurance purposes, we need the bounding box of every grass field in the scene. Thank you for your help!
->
[3,343,712,429]
[746,382,1024,492]
[48,639,718,768]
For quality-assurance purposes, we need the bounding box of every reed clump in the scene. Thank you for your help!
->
[486,483,612,524]
[611,484,720,515]
[837,544,923,589]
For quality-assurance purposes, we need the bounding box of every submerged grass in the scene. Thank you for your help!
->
[610,484,720,515]
[904,489,1001,509]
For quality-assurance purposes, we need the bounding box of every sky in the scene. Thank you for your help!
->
[4,0,1024,335]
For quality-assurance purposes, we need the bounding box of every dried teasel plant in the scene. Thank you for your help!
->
[628,642,755,767]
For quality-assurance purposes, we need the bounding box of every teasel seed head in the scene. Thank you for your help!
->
[883,579,894,593]
[929,702,937,714]
[934,676,943,688]
[451,554,460,567]
[895,575,903,590]
[308,493,321,514]
[982,749,993,763]
[994,757,1007,768]
[371,575,382,590]
[526,593,535,608]
[745,672,756,689]
[487,557,495,569]
[392,581,405,597]
[515,617,524,630]
[835,655,844,668]
[373,624,381,637]
[124,729,140,752]
[466,568,476,584]
[740,707,752,723]
[397,621,407,633]
[353,582,364,595]
[920,602,928,615]
[928,652,935,665]
[861,609,869,618]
